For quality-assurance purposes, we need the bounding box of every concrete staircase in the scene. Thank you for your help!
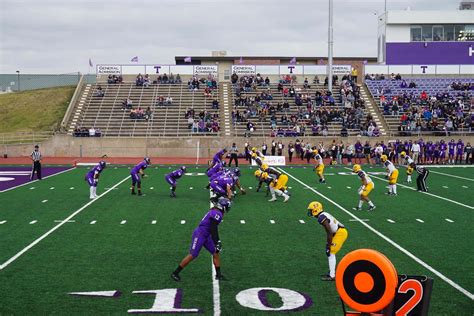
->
[68,84,91,135]
[220,82,232,136]
[360,84,388,136]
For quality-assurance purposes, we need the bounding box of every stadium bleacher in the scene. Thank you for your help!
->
[67,79,220,137]
[365,77,473,134]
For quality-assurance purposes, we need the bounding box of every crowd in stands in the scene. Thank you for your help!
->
[73,126,102,137]
[120,98,153,121]
[185,108,220,133]
[93,85,105,97]
[135,73,183,87]
[188,74,218,92]
[107,75,123,84]
[231,72,377,137]
[238,138,473,165]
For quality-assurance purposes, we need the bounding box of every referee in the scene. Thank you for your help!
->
[228,143,239,167]
[411,163,429,192]
[30,145,42,180]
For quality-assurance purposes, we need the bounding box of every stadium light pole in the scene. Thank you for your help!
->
[16,70,20,92]
[327,0,333,94]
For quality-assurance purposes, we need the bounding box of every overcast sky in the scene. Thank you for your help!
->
[0,0,463,73]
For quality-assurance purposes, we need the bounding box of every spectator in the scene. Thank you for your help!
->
[212,99,219,109]
[165,96,173,105]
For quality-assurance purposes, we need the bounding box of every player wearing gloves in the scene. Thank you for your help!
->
[352,164,376,211]
[84,161,106,199]
[381,154,399,195]
[171,197,231,282]
[307,201,348,281]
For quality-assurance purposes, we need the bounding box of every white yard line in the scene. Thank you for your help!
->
[278,167,474,301]
[0,167,76,193]
[209,190,221,316]
[429,170,474,182]
[344,167,474,210]
[0,176,129,271]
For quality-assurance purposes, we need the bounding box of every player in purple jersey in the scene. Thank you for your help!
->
[448,139,456,164]
[210,168,245,200]
[165,166,186,197]
[433,141,440,164]
[418,139,425,164]
[439,140,447,164]
[212,148,228,165]
[425,141,434,164]
[130,157,151,196]
[455,139,465,164]
[84,161,106,199]
[171,197,231,282]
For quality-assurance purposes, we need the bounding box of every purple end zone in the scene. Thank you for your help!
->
[0,166,73,192]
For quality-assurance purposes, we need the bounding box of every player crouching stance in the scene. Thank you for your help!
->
[400,151,414,183]
[130,157,151,196]
[165,166,186,198]
[171,197,231,282]
[307,201,348,281]
[260,164,290,202]
[313,149,326,184]
[352,164,376,211]
[85,161,106,199]
[381,154,398,195]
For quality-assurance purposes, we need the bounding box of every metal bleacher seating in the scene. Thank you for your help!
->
[70,81,220,137]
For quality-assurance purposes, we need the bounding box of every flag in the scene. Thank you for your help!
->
[239,56,243,64]
[184,56,192,63]
[289,57,296,64]
[131,56,139,63]
[363,59,368,65]
[89,58,93,67]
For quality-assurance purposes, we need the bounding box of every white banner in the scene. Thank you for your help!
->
[332,65,352,75]
[251,156,286,166]
[231,65,256,75]
[193,65,218,76]
[97,65,121,75]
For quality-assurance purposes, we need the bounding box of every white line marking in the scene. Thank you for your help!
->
[270,220,275,224]
[180,220,186,224]
[68,290,120,297]
[189,187,193,190]
[0,220,6,224]
[387,219,395,223]
[29,187,35,190]
[0,176,129,271]
[327,186,332,189]
[462,185,468,189]
[429,170,474,182]
[299,219,305,224]
[442,186,449,189]
[248,187,253,190]
[50,187,55,190]
[346,186,351,189]
[69,187,75,190]
[29,220,37,224]
[349,219,370,222]
[346,168,474,210]
[208,190,221,316]
[445,218,454,223]
[278,167,474,301]
[416,218,424,223]
[150,187,154,190]
[90,220,96,225]
[41,200,48,203]
[120,220,126,225]
[151,220,157,224]
[0,167,76,193]
[54,220,75,223]
[240,220,246,224]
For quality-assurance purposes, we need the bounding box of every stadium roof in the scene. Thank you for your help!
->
[175,56,378,64]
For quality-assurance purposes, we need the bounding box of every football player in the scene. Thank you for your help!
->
[400,151,414,183]
[261,164,290,202]
[212,148,228,165]
[381,154,399,195]
[171,197,231,282]
[307,201,348,281]
[84,161,106,199]
[352,164,376,211]
[254,169,270,195]
[448,139,456,164]
[165,166,186,198]
[313,149,326,184]
[130,157,151,196]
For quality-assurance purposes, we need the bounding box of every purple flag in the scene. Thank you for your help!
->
[89,58,93,67]
[289,57,296,64]
[363,59,368,65]
[131,56,138,63]
[239,56,243,64]
[184,56,192,63]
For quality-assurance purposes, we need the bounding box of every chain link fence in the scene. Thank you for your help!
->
[0,73,96,92]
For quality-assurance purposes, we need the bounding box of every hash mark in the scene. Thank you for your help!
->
[270,220,275,224]
[0,220,6,224]
[299,219,305,224]
[41,200,48,203]
[181,220,186,224]
[416,218,424,223]
[29,220,37,224]
[90,220,97,225]
[50,187,55,190]
[240,220,246,224]
[120,220,127,225]
[151,220,157,224]
[69,187,75,190]
[387,219,395,223]
[445,218,454,223]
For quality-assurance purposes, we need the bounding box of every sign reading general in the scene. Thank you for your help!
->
[193,65,218,76]
[97,65,121,75]
[231,65,256,75]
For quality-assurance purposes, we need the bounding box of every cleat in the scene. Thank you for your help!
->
[131,191,136,195]
[170,192,176,198]
[321,275,335,281]
[268,197,277,202]
[283,195,290,203]
[171,272,181,282]
[369,205,376,211]
[385,192,391,195]
[90,196,95,200]
[352,207,362,211]
[215,274,228,281]
[138,192,143,196]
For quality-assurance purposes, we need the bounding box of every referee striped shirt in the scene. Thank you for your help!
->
[31,150,42,162]
[415,165,426,174]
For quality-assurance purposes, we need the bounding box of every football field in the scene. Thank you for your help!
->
[0,164,473,315]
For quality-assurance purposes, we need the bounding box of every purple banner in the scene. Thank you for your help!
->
[0,166,72,192]
[386,42,474,65]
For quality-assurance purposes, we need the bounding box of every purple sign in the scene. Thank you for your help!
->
[0,166,72,192]
[386,41,474,65]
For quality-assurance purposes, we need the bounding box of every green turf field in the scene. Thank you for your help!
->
[0,164,473,315]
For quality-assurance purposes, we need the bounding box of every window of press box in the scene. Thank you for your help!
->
[410,24,474,42]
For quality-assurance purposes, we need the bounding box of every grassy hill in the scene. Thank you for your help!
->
[0,86,76,133]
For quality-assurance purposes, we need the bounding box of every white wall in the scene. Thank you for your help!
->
[386,10,474,25]
[386,25,410,42]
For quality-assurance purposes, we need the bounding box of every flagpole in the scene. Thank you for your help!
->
[328,0,334,94]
